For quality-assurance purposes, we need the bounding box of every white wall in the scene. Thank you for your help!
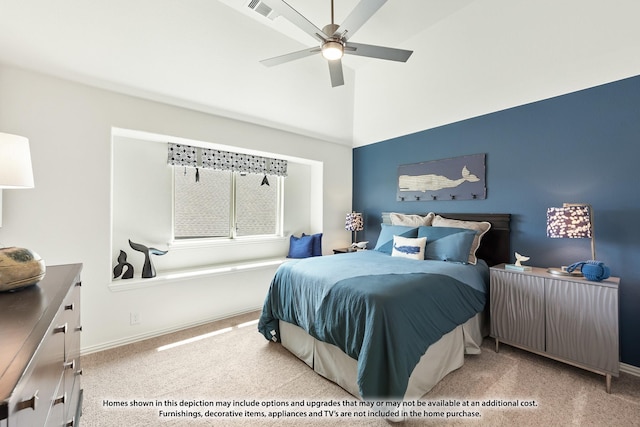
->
[0,64,352,353]
[353,0,640,147]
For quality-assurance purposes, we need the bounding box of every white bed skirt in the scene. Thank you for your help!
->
[279,311,487,401]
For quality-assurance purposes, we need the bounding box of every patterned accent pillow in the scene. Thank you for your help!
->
[373,224,419,254]
[389,212,435,227]
[431,215,491,264]
[391,235,427,260]
[418,226,477,263]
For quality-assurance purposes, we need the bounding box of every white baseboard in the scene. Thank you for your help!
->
[620,362,640,377]
[80,307,261,356]
[81,317,640,380]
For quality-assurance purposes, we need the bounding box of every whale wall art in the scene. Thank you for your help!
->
[397,153,486,201]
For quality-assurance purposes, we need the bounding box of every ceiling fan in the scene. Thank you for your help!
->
[259,0,413,87]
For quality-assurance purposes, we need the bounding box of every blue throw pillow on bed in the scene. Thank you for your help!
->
[418,226,477,263]
[288,234,314,258]
[374,224,419,254]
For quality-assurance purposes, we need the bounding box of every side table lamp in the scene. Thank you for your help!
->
[546,203,595,276]
[344,212,364,251]
[0,132,46,292]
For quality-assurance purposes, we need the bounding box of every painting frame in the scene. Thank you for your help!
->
[397,153,486,201]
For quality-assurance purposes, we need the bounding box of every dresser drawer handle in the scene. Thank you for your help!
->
[65,303,75,311]
[75,281,82,287]
[75,325,83,332]
[65,416,75,427]
[76,369,84,376]
[16,390,38,411]
[54,323,68,334]
[64,360,76,370]
[53,393,66,406]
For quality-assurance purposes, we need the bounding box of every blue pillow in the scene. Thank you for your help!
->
[374,224,419,254]
[418,226,477,263]
[288,234,314,258]
[302,232,323,256]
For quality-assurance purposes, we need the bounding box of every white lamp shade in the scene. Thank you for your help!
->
[0,132,34,189]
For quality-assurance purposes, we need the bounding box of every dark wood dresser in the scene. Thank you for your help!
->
[1,264,83,427]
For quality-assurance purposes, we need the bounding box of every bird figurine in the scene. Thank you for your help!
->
[350,241,369,250]
[515,252,530,266]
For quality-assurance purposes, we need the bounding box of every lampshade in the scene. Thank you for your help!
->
[0,132,34,189]
[547,204,596,260]
[345,212,364,232]
[546,205,591,238]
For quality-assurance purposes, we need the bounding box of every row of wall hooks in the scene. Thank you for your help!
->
[398,193,481,201]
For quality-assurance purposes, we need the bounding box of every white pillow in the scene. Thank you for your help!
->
[390,212,435,227]
[391,235,427,260]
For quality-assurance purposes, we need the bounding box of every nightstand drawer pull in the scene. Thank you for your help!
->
[65,303,75,311]
[64,360,76,370]
[65,417,75,427]
[53,393,66,406]
[75,325,83,332]
[16,390,38,411]
[54,323,68,334]
[76,369,84,376]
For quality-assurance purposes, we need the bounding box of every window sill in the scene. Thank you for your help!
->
[168,235,288,251]
[108,257,286,292]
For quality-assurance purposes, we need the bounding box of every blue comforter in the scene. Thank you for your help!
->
[258,250,488,399]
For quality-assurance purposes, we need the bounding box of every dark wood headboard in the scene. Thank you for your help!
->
[381,212,511,267]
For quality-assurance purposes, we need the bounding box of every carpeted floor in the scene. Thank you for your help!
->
[80,310,640,426]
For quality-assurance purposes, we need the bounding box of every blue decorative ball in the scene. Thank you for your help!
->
[581,263,610,281]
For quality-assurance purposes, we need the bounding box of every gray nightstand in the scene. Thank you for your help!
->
[490,263,619,393]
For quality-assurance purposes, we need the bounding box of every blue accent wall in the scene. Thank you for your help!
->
[353,74,640,367]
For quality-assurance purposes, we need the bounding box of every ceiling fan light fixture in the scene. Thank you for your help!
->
[321,40,344,61]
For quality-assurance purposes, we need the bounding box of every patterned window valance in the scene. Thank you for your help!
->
[167,143,197,167]
[167,143,287,177]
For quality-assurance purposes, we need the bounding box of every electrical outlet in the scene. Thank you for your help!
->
[130,312,140,325]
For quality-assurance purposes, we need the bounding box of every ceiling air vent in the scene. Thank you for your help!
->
[247,0,277,20]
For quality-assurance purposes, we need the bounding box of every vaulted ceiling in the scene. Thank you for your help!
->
[1,0,639,147]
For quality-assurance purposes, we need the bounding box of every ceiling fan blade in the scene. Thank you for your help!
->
[328,59,344,87]
[260,47,320,67]
[333,0,387,40]
[344,42,413,62]
[261,0,327,43]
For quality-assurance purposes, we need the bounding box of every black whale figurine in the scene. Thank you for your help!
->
[129,239,168,278]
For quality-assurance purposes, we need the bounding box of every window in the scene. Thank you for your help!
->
[174,168,231,239]
[171,146,285,240]
[112,130,320,278]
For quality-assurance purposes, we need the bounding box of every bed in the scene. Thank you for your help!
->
[258,213,510,402]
